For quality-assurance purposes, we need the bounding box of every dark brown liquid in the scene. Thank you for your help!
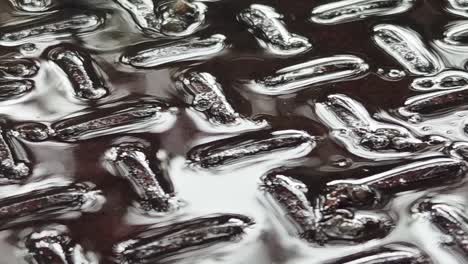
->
[0,0,467,263]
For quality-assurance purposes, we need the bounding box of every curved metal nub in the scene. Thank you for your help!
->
[113,214,254,263]
[115,0,206,36]
[251,55,369,95]
[121,34,227,68]
[8,0,56,12]
[323,158,466,211]
[0,11,106,44]
[311,0,416,25]
[24,225,95,264]
[154,0,207,37]
[0,80,34,100]
[176,71,240,124]
[0,182,105,229]
[417,198,468,255]
[0,128,31,183]
[187,130,317,169]
[316,94,430,159]
[326,243,431,264]
[104,143,179,213]
[0,58,39,78]
[262,174,393,245]
[373,24,442,76]
[442,21,468,45]
[51,99,177,142]
[316,211,393,244]
[262,174,317,238]
[447,0,468,18]
[320,183,381,213]
[175,70,269,131]
[114,0,157,32]
[411,70,468,91]
[48,44,109,100]
[403,86,468,115]
[238,4,312,55]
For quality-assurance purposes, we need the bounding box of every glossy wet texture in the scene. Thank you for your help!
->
[0,0,468,263]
